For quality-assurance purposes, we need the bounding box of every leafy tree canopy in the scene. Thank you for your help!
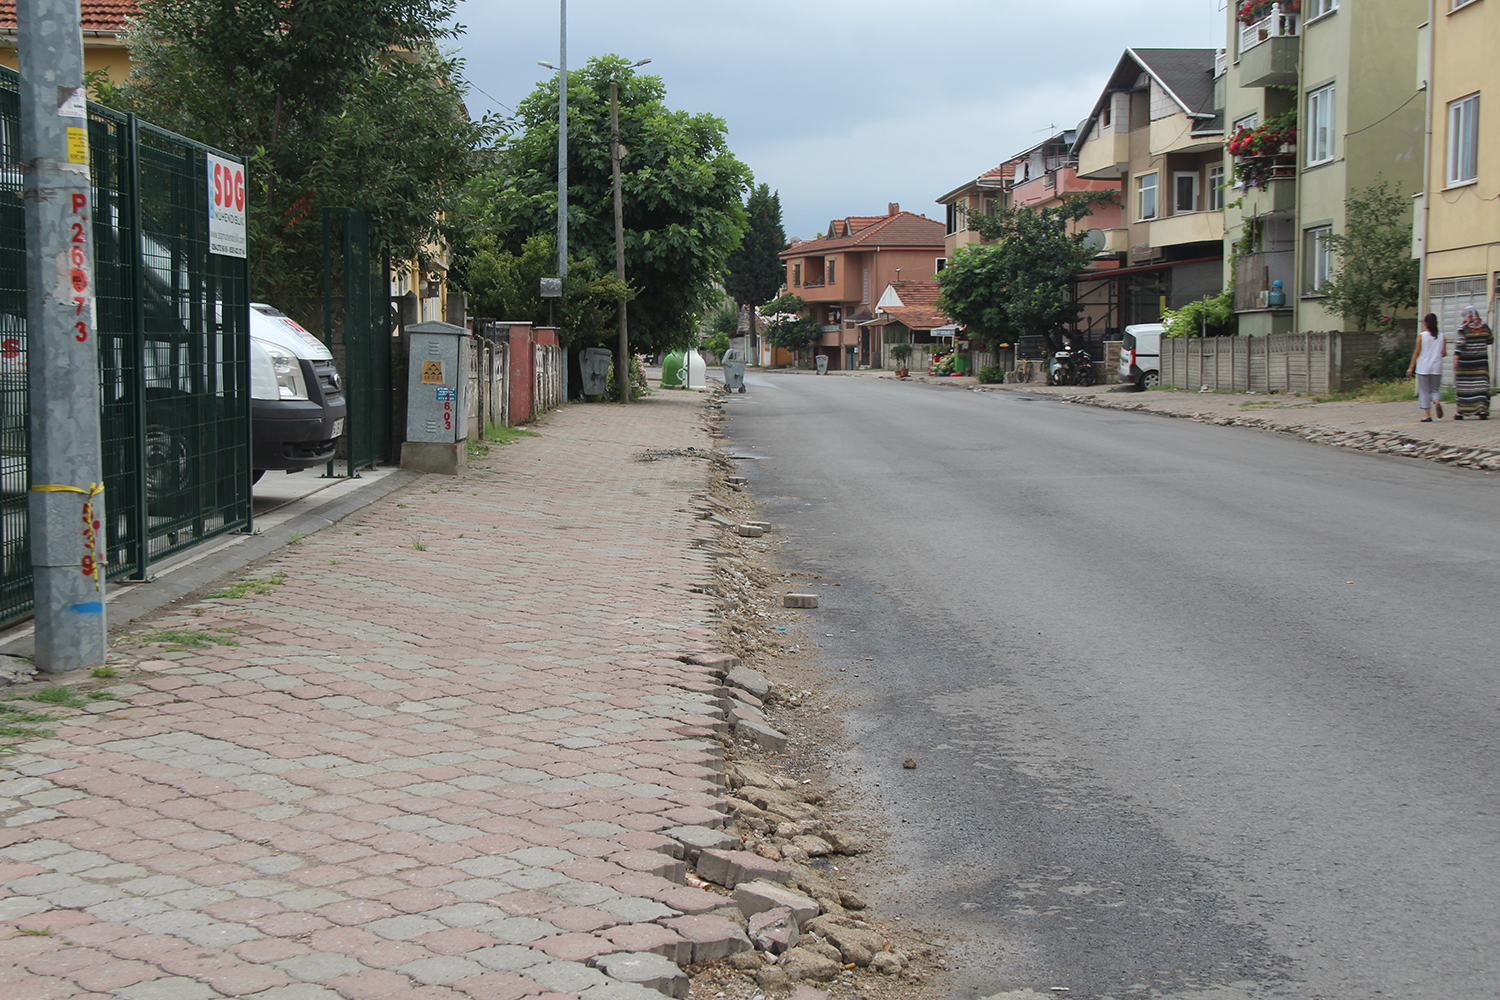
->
[99,0,499,309]
[759,293,820,353]
[1320,180,1419,332]
[465,233,628,348]
[937,194,1112,352]
[725,183,786,310]
[464,56,752,354]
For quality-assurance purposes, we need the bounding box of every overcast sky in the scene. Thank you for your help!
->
[453,0,1226,241]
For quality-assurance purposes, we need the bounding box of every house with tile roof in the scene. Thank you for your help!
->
[1073,48,1226,332]
[778,204,946,370]
[861,279,958,371]
[0,0,136,83]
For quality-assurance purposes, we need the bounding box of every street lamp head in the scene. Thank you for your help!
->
[537,60,556,70]
[632,58,652,68]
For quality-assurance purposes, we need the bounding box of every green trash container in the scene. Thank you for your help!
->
[661,350,686,387]
[953,353,970,375]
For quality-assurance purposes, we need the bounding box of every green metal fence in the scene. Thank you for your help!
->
[0,66,252,626]
[323,208,391,474]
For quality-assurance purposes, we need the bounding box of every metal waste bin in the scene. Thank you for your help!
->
[580,347,611,398]
[722,347,746,393]
[815,354,829,375]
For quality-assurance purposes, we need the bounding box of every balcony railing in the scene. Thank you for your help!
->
[1215,48,1227,77]
[1240,7,1298,54]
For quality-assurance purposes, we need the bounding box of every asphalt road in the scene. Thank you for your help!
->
[725,371,1500,1000]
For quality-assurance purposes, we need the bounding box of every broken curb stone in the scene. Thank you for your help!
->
[749,906,800,955]
[733,879,819,924]
[697,848,792,888]
[725,664,773,699]
[591,952,689,999]
[660,913,752,963]
[783,593,819,608]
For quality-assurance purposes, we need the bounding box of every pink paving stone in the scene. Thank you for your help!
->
[24,945,102,977]
[600,922,688,961]
[348,937,431,970]
[412,926,502,955]
[316,899,401,927]
[324,968,419,1000]
[396,866,465,888]
[408,842,479,866]
[652,885,732,915]
[69,958,159,992]
[0,860,47,880]
[305,842,377,864]
[491,890,561,916]
[15,909,97,932]
[202,960,296,996]
[60,924,139,948]
[229,937,315,964]
[308,926,385,955]
[101,933,186,964]
[206,842,273,863]
[447,971,539,1000]
[609,851,686,883]
[532,932,618,962]
[350,854,424,876]
[543,906,617,933]
[180,862,257,886]
[382,887,459,914]
[554,858,625,882]
[458,834,525,856]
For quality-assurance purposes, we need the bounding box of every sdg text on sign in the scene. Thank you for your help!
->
[207,154,247,259]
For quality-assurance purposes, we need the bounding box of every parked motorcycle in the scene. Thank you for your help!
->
[1049,346,1095,386]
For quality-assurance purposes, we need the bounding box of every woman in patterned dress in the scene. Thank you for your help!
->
[1453,305,1492,420]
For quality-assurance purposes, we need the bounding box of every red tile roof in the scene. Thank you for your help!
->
[0,1,137,32]
[878,279,950,332]
[783,211,944,258]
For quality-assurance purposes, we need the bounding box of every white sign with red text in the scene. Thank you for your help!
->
[207,154,247,258]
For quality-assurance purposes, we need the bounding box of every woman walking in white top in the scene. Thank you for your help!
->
[1407,312,1446,422]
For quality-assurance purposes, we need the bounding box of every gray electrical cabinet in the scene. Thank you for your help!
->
[401,320,471,475]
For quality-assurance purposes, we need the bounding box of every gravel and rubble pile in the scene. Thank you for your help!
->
[682,385,949,1000]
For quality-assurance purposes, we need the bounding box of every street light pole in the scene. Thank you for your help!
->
[556,0,567,279]
[610,59,650,405]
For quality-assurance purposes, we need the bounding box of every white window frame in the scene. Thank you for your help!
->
[1306,0,1337,19]
[1173,171,1200,214]
[1446,93,1480,187]
[935,257,948,273]
[1207,164,1225,211]
[1307,84,1336,166]
[1137,172,1159,221]
[1304,226,1333,295]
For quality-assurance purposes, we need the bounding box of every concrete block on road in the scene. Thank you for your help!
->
[783,593,819,608]
[732,879,819,924]
[748,906,799,955]
[664,825,738,864]
[696,848,791,888]
[724,665,772,699]
[659,913,752,963]
[591,951,688,998]
[734,524,764,537]
[734,717,788,752]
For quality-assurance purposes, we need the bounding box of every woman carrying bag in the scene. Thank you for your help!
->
[1453,305,1492,420]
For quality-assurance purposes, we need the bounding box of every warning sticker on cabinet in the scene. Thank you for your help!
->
[421,361,443,384]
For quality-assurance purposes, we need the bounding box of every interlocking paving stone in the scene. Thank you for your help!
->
[0,394,728,1000]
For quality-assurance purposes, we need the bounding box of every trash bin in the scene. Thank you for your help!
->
[579,347,612,397]
[661,350,686,387]
[815,354,829,375]
[723,360,746,392]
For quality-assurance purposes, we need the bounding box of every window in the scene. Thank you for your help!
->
[826,257,836,286]
[1304,226,1333,294]
[1173,172,1200,213]
[1307,84,1335,165]
[935,257,948,273]
[1451,0,1478,8]
[827,306,841,325]
[1306,0,1337,16]
[1137,172,1159,221]
[792,263,801,288]
[983,196,998,217]
[946,203,962,236]
[1447,93,1480,186]
[1208,164,1225,210]
[861,267,869,304]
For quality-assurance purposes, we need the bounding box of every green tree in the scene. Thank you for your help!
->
[937,194,1112,353]
[1320,180,1419,332]
[475,56,752,355]
[464,233,627,347]
[725,184,786,312]
[100,0,497,309]
[759,293,820,356]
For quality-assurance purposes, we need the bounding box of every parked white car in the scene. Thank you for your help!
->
[1118,323,1165,388]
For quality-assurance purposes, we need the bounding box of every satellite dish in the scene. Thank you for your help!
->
[1081,229,1106,251]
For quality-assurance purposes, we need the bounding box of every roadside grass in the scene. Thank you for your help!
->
[132,627,241,650]
[1314,379,1456,404]
[206,573,286,599]
[0,701,57,749]
[29,686,88,709]
[470,423,540,459]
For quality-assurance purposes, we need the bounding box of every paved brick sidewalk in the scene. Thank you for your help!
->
[0,392,736,1000]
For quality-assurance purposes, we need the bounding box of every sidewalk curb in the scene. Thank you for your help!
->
[1052,391,1500,471]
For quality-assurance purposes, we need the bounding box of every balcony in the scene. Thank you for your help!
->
[1147,210,1225,249]
[1077,130,1129,180]
[1239,8,1299,86]
[1235,249,1294,312]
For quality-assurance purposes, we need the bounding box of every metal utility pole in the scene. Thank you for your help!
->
[611,78,629,404]
[556,0,567,279]
[18,0,107,670]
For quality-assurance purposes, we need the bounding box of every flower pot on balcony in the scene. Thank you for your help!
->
[1288,0,1301,11]
[1258,27,1269,39]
